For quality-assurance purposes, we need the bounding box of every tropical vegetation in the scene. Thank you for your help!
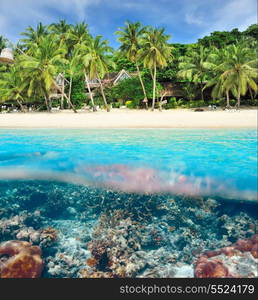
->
[0,21,257,112]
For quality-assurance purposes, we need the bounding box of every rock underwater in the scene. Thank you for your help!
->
[0,240,43,278]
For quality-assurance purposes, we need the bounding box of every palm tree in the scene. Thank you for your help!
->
[219,44,257,107]
[67,22,89,49]
[79,35,115,112]
[207,44,257,107]
[178,45,213,101]
[116,21,148,106]
[19,35,67,111]
[205,47,234,107]
[138,27,173,110]
[65,49,83,112]
[0,66,27,112]
[20,22,48,52]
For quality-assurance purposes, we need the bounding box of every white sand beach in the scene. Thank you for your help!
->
[0,108,257,129]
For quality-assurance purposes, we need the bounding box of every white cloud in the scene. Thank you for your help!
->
[180,0,256,43]
[0,0,98,41]
[0,0,256,44]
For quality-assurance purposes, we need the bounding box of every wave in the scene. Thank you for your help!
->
[0,164,257,202]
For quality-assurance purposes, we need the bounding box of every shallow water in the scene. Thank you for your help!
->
[0,129,257,278]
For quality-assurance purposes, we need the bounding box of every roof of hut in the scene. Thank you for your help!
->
[160,82,185,97]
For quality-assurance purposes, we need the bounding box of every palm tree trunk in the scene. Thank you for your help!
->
[226,90,230,108]
[200,80,204,101]
[97,73,109,112]
[85,73,96,112]
[61,79,64,110]
[152,63,157,111]
[248,86,254,100]
[136,63,148,109]
[159,91,167,112]
[44,94,51,112]
[237,85,241,108]
[17,99,26,112]
[68,76,72,109]
[54,81,77,113]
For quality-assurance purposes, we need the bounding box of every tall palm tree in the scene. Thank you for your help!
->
[79,35,114,112]
[138,27,173,110]
[65,49,83,112]
[20,22,48,52]
[67,22,89,49]
[0,66,27,112]
[178,45,213,101]
[205,47,234,107]
[116,21,148,105]
[19,35,67,111]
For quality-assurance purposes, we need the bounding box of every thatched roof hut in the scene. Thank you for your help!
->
[0,48,14,64]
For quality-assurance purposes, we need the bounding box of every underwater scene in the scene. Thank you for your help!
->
[0,129,257,278]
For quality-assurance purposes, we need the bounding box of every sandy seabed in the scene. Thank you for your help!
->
[0,108,257,129]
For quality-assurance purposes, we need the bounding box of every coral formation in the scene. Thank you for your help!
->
[194,235,258,278]
[0,240,43,278]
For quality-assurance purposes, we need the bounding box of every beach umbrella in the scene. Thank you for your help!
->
[0,48,14,63]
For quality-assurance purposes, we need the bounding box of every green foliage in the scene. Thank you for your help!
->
[125,100,137,108]
[0,36,8,52]
[109,77,162,103]
[0,21,257,112]
[112,52,136,72]
[164,97,177,109]
[242,24,258,40]
[70,76,86,108]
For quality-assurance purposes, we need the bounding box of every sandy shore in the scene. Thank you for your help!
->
[0,108,257,129]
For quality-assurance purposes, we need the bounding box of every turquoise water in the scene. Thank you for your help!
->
[0,129,257,201]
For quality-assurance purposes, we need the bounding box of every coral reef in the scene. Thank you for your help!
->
[194,235,258,278]
[0,240,43,278]
[0,180,257,278]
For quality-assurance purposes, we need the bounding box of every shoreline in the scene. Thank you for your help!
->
[0,108,257,129]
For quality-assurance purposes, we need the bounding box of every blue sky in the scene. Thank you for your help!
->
[0,0,256,48]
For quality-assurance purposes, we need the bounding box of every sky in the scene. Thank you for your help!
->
[0,0,256,48]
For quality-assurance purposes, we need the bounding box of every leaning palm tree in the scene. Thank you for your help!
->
[178,45,213,101]
[138,27,173,110]
[78,35,115,112]
[19,35,68,112]
[116,21,148,105]
[0,65,28,112]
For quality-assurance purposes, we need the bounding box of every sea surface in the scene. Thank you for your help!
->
[0,129,257,278]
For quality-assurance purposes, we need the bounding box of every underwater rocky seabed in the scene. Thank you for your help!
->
[0,179,257,278]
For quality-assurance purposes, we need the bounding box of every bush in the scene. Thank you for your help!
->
[125,100,138,109]
[188,100,206,108]
[112,102,121,108]
[244,98,258,106]
[164,97,177,109]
